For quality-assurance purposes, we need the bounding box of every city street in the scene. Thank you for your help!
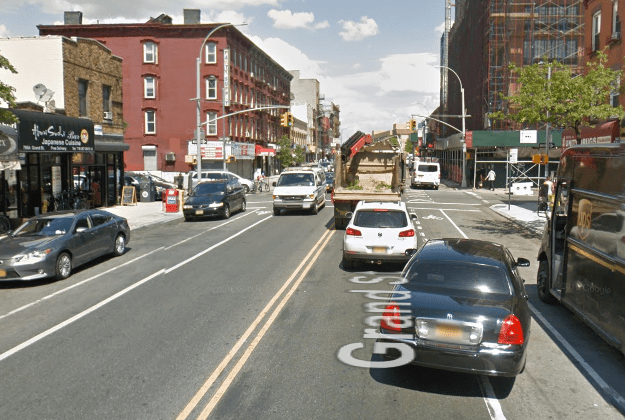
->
[0,186,624,420]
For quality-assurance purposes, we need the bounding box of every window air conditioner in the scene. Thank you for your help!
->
[103,111,113,120]
[612,32,621,40]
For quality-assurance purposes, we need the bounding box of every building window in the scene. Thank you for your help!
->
[102,85,112,120]
[593,11,602,52]
[206,77,217,100]
[611,77,620,107]
[613,1,621,36]
[78,79,88,117]
[205,43,216,64]
[207,112,217,135]
[145,110,156,134]
[144,77,155,98]
[143,42,157,63]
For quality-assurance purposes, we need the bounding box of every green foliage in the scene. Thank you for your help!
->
[276,135,305,168]
[375,182,392,190]
[404,139,415,154]
[346,179,363,190]
[491,51,624,144]
[0,53,18,125]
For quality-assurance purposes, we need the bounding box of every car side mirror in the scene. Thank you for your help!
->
[515,258,530,267]
[272,182,277,187]
[75,227,87,233]
[345,212,353,219]
[409,213,418,220]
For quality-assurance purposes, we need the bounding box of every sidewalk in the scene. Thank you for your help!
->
[105,201,183,231]
[440,178,546,235]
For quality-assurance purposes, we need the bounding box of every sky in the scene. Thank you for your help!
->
[0,0,448,138]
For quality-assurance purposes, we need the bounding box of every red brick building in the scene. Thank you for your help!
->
[39,10,292,178]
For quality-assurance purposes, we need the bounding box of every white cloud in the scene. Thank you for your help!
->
[0,24,9,37]
[435,22,446,33]
[338,16,378,42]
[248,35,325,78]
[267,9,328,30]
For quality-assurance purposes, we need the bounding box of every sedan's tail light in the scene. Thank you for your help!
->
[346,227,362,236]
[498,314,524,345]
[399,229,415,237]
[380,303,402,332]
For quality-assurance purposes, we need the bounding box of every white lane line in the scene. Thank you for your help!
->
[414,202,481,206]
[439,209,505,419]
[419,232,425,237]
[164,211,259,250]
[165,217,272,274]
[440,210,468,239]
[176,228,335,420]
[417,226,423,230]
[409,208,481,212]
[0,269,166,363]
[529,302,625,411]
[479,376,507,420]
[0,247,165,322]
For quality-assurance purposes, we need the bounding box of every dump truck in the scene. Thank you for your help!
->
[332,133,403,229]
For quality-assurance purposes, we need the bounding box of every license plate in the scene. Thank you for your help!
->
[0,269,6,278]
[372,246,386,253]
[435,325,462,339]
[195,210,204,215]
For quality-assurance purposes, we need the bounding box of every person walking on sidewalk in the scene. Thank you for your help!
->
[486,167,496,191]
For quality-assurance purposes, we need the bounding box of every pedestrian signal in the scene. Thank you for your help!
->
[532,154,549,164]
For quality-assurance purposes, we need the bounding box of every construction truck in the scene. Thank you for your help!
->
[332,132,403,229]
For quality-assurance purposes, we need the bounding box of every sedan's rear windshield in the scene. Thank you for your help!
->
[404,261,512,295]
[417,165,439,172]
[353,209,408,228]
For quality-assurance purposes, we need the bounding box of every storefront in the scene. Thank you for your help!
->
[0,109,126,226]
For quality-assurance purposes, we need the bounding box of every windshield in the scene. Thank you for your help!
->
[353,209,408,228]
[192,183,226,196]
[13,217,74,237]
[403,261,512,295]
[277,173,315,187]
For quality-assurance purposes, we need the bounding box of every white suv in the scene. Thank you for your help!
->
[411,162,440,190]
[272,167,326,215]
[342,201,418,269]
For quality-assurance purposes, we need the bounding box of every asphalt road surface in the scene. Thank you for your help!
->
[0,186,624,419]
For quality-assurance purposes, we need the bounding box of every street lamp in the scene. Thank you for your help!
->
[195,22,247,177]
[434,65,467,187]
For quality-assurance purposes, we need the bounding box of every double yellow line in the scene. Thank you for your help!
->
[176,227,336,420]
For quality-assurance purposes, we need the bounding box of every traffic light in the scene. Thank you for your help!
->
[288,113,294,127]
[281,113,289,127]
[410,119,417,131]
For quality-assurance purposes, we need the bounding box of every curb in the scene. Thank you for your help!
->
[490,205,545,235]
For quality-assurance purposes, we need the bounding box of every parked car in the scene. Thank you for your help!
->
[0,209,130,281]
[342,201,418,269]
[378,238,531,378]
[411,161,441,190]
[188,170,254,193]
[125,172,176,201]
[182,180,246,221]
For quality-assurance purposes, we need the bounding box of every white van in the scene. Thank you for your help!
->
[272,167,326,215]
[411,162,440,190]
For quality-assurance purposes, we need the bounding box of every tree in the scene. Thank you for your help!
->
[0,53,18,125]
[492,52,624,145]
[404,138,415,154]
[276,135,304,168]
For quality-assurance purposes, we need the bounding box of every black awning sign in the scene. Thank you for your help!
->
[11,109,94,153]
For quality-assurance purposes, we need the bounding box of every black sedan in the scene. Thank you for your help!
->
[324,172,335,193]
[0,210,130,281]
[182,180,246,221]
[378,238,531,377]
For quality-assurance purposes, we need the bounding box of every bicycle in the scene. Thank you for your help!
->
[254,178,270,193]
[0,214,10,234]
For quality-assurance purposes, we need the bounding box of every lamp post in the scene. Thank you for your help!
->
[195,23,247,178]
[435,65,467,187]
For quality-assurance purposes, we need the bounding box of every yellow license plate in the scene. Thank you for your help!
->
[436,325,462,339]
[0,269,6,278]
[373,247,386,253]
[195,210,204,215]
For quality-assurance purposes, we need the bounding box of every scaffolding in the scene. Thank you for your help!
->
[485,0,584,129]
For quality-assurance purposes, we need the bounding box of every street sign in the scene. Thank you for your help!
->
[510,148,518,164]
[532,154,549,164]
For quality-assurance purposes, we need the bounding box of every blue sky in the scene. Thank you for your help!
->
[0,0,447,136]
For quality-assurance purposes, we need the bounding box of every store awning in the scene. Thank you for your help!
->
[562,121,619,148]
[95,134,130,152]
[255,144,276,157]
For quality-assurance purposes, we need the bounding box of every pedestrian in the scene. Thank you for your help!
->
[486,167,496,191]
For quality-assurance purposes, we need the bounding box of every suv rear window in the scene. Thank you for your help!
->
[417,165,439,172]
[353,209,408,228]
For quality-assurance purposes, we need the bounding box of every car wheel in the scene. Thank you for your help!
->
[244,185,250,194]
[114,234,126,256]
[435,185,439,190]
[55,252,72,280]
[184,216,193,222]
[343,257,355,270]
[241,199,246,212]
[223,204,230,219]
[311,202,319,215]
[273,207,281,216]
[537,260,556,304]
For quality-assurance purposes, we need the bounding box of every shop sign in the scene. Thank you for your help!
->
[0,124,19,161]
[11,109,94,153]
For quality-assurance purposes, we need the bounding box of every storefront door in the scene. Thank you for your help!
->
[88,166,104,207]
